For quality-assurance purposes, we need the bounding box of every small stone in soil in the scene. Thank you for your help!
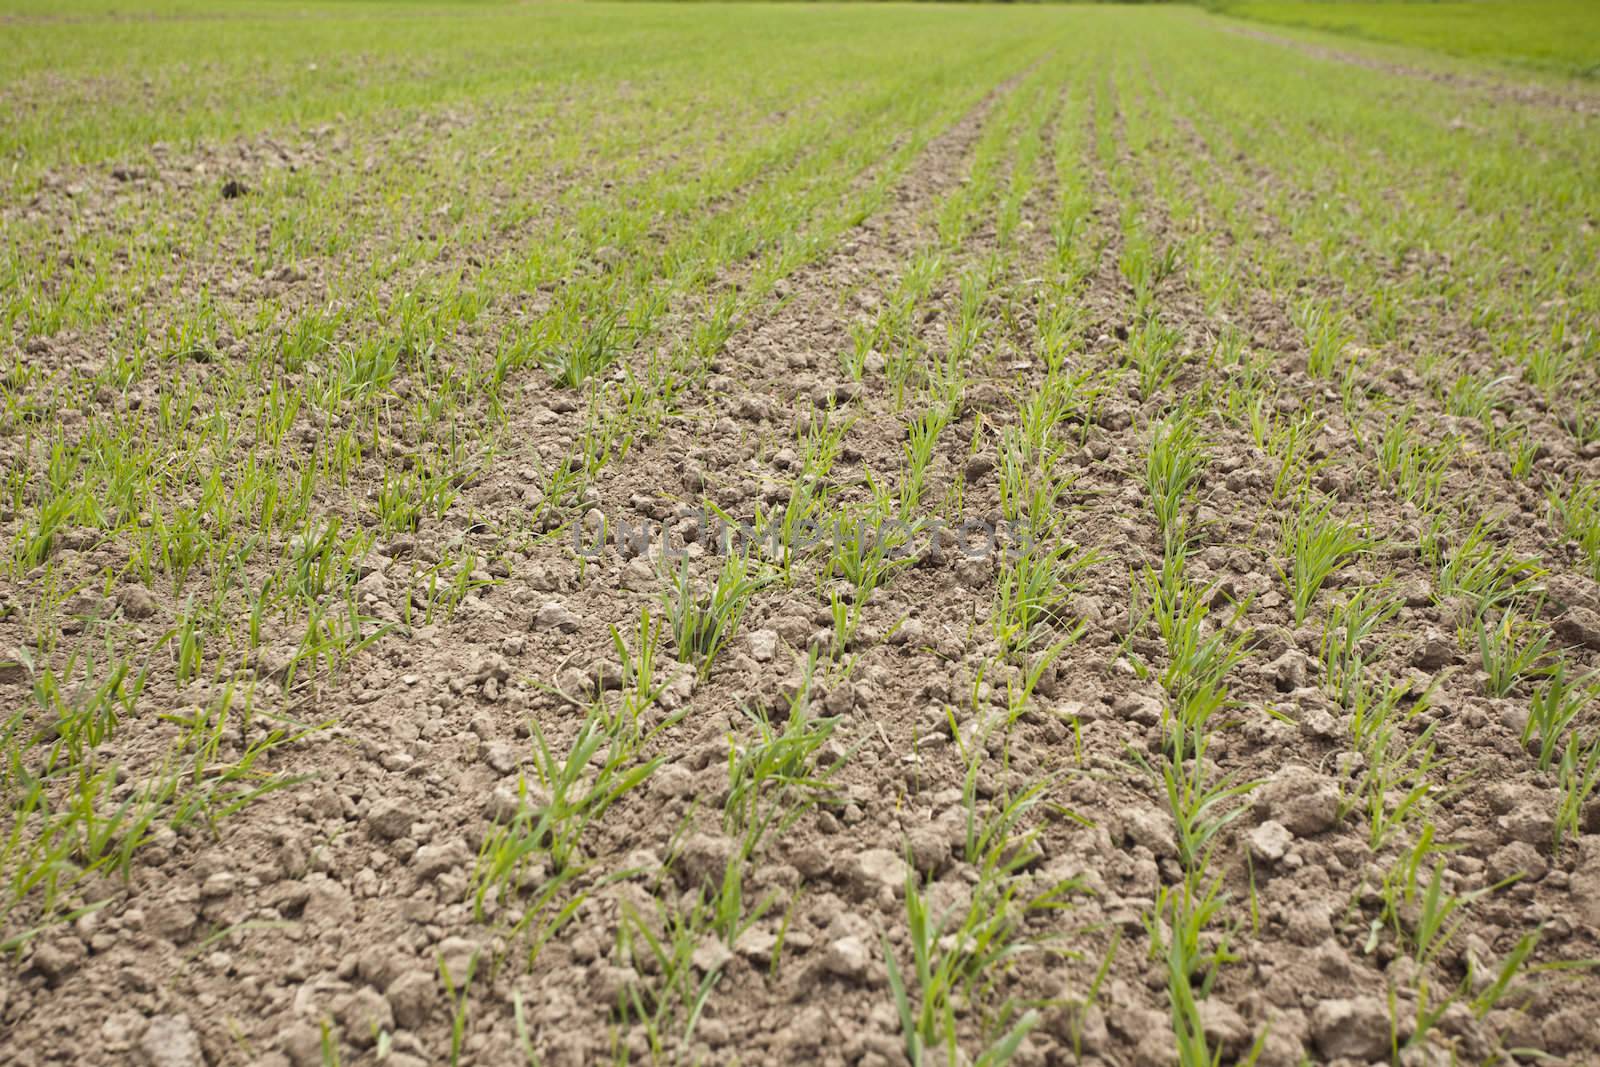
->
[1311,996,1390,1060]
[1247,820,1293,864]
[848,848,908,896]
[533,601,581,633]
[747,628,779,662]
[116,584,160,618]
[138,1014,205,1067]
[387,969,436,1029]
[367,797,417,841]
[823,935,870,980]
[334,987,394,1047]
[678,832,735,891]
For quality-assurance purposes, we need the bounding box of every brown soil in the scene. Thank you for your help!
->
[3,35,1600,1067]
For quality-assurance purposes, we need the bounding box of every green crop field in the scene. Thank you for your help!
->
[3,3,1600,1066]
[1215,0,1600,77]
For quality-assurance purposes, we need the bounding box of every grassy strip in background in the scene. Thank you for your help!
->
[1212,0,1600,77]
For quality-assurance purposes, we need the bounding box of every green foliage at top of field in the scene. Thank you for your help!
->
[0,0,1048,179]
[1213,0,1600,77]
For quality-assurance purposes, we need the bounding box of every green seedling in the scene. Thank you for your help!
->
[1277,495,1369,625]
[1472,605,1551,698]
[661,552,770,679]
